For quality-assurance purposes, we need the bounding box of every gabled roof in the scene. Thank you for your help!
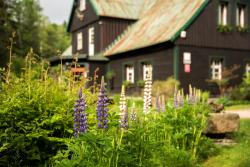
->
[67,0,153,32]
[90,0,144,20]
[104,0,209,56]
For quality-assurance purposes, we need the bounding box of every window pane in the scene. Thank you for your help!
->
[126,65,134,83]
[77,32,82,50]
[88,27,95,56]
[211,59,223,80]
[80,0,86,11]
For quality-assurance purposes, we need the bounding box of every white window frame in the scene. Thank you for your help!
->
[236,4,246,27]
[143,64,152,80]
[77,32,83,50]
[126,65,134,83]
[218,3,228,25]
[246,63,250,77]
[88,27,95,56]
[211,59,223,80]
[79,0,86,11]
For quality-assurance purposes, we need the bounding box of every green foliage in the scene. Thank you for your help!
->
[0,53,96,166]
[51,100,213,167]
[204,120,250,167]
[40,22,70,58]
[230,75,250,101]
[217,24,233,33]
[122,80,133,89]
[0,0,17,67]
[236,26,249,33]
[136,79,145,88]
[0,0,70,69]
[207,65,240,95]
[216,96,233,106]
[105,70,116,80]
[152,77,179,97]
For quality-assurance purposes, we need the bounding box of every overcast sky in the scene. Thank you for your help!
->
[40,0,73,24]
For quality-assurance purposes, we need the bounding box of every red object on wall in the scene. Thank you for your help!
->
[184,64,191,73]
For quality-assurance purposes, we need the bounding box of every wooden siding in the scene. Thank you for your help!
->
[69,0,99,32]
[108,44,174,93]
[88,61,107,86]
[72,18,134,55]
[100,17,135,51]
[176,0,250,50]
[178,45,250,94]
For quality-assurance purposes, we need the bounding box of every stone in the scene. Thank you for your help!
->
[204,113,240,134]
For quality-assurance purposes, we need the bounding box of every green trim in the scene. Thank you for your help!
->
[173,46,180,80]
[89,0,100,16]
[171,0,210,42]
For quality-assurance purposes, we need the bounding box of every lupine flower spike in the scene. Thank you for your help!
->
[73,87,88,138]
[173,85,179,108]
[178,90,184,107]
[96,76,109,129]
[120,85,128,129]
[188,85,196,104]
[155,87,161,112]
[143,67,152,113]
[160,95,166,112]
[130,102,137,122]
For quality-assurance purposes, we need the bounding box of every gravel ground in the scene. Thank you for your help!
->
[225,109,250,119]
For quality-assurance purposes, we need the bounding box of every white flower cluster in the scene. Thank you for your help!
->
[143,70,152,114]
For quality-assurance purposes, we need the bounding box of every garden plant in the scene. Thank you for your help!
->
[0,50,216,167]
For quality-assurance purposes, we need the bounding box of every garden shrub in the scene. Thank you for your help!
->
[0,57,97,166]
[152,77,179,98]
[50,99,213,167]
[230,75,250,102]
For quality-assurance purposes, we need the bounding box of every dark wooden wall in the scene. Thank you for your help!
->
[69,0,98,32]
[70,0,135,55]
[178,45,250,94]
[108,44,174,93]
[176,0,250,50]
[99,17,135,51]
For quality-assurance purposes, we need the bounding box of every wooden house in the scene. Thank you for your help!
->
[49,0,250,94]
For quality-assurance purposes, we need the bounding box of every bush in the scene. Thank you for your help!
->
[230,75,250,102]
[0,55,97,166]
[50,100,212,167]
[152,77,179,98]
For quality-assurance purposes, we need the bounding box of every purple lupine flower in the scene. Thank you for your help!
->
[173,90,179,108]
[130,102,137,122]
[120,108,129,129]
[74,88,88,138]
[178,93,184,107]
[96,76,109,129]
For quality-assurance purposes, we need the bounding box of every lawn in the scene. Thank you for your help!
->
[226,104,250,111]
[203,119,250,167]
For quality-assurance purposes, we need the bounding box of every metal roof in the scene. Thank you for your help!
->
[90,0,144,20]
[104,0,209,56]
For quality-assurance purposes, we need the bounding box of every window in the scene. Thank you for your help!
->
[126,65,134,83]
[143,63,152,80]
[77,32,83,50]
[211,59,223,80]
[246,62,250,76]
[88,27,95,56]
[236,4,246,27]
[218,2,228,25]
[79,0,86,11]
